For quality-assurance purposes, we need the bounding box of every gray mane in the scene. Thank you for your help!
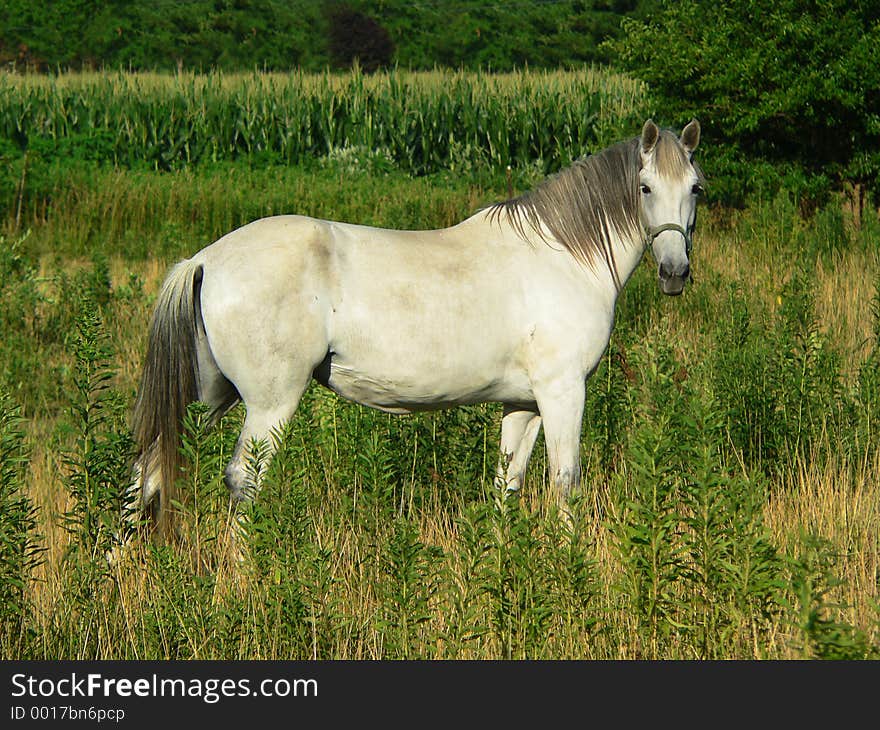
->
[488,131,694,286]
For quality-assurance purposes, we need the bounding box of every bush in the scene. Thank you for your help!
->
[609,0,880,206]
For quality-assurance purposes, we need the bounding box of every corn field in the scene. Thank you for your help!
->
[0,68,647,174]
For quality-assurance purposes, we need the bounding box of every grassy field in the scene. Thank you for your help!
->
[1,70,879,660]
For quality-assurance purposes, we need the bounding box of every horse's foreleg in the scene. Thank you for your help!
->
[497,405,542,493]
[534,378,585,516]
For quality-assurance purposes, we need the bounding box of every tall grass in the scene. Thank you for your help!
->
[3,162,497,260]
[1,70,879,660]
[3,174,878,659]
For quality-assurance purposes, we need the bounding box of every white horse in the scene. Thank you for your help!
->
[130,119,702,535]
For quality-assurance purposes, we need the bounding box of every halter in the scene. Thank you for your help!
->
[643,222,693,258]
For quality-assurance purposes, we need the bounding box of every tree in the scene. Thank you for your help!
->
[608,0,880,207]
[327,4,394,72]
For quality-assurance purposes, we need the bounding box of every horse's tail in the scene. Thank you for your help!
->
[132,259,204,539]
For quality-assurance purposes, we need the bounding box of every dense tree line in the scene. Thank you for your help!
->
[0,0,648,72]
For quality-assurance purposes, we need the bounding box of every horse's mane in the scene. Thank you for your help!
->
[488,131,694,287]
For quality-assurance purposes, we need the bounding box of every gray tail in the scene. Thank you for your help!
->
[132,259,204,539]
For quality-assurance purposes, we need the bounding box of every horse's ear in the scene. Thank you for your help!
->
[640,119,659,156]
[680,119,700,154]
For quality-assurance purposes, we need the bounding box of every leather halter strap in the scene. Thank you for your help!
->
[644,222,693,257]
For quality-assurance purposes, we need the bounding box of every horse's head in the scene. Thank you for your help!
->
[638,119,702,296]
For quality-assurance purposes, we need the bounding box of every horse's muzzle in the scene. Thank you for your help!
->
[659,261,690,296]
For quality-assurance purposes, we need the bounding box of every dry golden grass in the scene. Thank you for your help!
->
[767,451,880,635]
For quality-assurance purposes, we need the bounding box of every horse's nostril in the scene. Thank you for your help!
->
[659,262,689,280]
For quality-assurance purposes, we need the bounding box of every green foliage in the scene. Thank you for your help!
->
[0,0,330,72]
[708,199,856,475]
[176,402,227,570]
[375,517,441,658]
[44,293,136,659]
[0,390,42,650]
[60,295,132,564]
[584,341,635,476]
[140,543,221,659]
[483,492,554,659]
[348,0,645,70]
[679,434,785,659]
[243,426,313,656]
[605,339,808,659]
[857,278,880,453]
[610,0,880,205]
[771,269,846,460]
[439,502,493,656]
[1,161,493,261]
[790,535,880,660]
[0,233,49,411]
[0,1,648,72]
[0,230,130,421]
[608,343,692,657]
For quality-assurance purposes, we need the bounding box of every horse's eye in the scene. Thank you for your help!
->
[692,183,704,196]
[640,184,652,195]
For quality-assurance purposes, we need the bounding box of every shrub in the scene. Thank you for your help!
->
[609,0,880,206]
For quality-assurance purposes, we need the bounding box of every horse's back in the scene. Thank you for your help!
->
[194,212,523,321]
[196,214,333,275]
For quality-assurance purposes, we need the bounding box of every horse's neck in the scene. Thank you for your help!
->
[568,228,646,307]
[467,206,647,303]
[609,231,648,296]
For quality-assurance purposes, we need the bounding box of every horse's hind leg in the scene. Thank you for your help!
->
[224,401,305,500]
[222,360,316,500]
[109,331,239,566]
[497,405,542,493]
[220,373,313,564]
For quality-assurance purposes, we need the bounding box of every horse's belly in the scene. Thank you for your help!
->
[322,359,533,414]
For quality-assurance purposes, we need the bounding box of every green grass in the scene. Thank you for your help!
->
[6,161,501,261]
[1,69,879,660]
[2,161,879,659]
